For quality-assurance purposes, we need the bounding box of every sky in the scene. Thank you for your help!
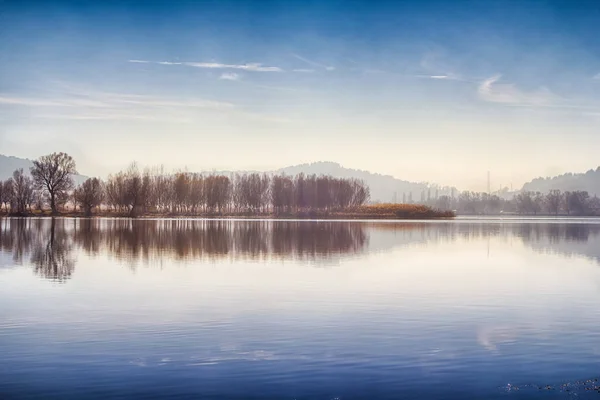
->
[1,0,600,191]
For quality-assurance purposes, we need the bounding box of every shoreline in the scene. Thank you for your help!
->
[0,204,456,220]
[0,212,456,220]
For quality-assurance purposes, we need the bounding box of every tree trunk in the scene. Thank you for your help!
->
[50,193,57,214]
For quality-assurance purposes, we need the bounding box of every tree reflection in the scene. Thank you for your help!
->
[2,219,600,282]
[30,218,75,282]
[78,220,367,265]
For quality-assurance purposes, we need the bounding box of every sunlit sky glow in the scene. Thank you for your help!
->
[1,0,600,191]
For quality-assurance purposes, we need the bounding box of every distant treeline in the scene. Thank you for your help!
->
[422,190,600,216]
[0,152,370,217]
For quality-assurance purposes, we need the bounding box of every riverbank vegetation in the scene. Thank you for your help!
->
[425,190,600,216]
[327,204,455,219]
[8,152,598,219]
[0,152,453,220]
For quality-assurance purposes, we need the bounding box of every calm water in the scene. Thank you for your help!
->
[2,218,600,399]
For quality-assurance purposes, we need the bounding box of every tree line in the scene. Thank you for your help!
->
[1,152,598,217]
[0,152,370,217]
[427,189,600,216]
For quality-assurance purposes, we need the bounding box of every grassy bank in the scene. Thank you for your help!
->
[330,204,455,219]
[0,204,455,220]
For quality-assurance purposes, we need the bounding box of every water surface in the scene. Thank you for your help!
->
[1,218,600,399]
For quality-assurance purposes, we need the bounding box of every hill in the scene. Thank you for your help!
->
[0,155,33,180]
[199,162,456,202]
[521,167,600,196]
[277,162,455,203]
[0,154,88,185]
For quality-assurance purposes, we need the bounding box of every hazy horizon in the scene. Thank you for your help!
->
[2,0,600,191]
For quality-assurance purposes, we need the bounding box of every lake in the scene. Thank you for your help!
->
[1,218,600,399]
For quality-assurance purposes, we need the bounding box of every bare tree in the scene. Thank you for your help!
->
[123,163,148,217]
[1,179,13,212]
[9,169,35,214]
[30,152,77,214]
[74,178,104,216]
[173,172,190,212]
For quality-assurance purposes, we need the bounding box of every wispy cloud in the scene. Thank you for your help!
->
[412,73,472,83]
[291,54,335,71]
[0,97,69,107]
[0,96,110,108]
[594,73,600,80]
[35,113,193,123]
[0,90,293,124]
[416,74,451,80]
[185,62,282,72]
[478,75,559,106]
[219,72,240,81]
[292,69,315,73]
[0,93,233,110]
[128,60,282,72]
[416,52,470,82]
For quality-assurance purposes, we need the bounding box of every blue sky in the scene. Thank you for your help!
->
[1,0,600,190]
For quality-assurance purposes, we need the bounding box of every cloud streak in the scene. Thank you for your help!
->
[0,93,234,110]
[128,60,283,72]
[416,74,451,80]
[291,54,335,71]
[0,90,293,124]
[478,75,559,106]
[219,72,240,81]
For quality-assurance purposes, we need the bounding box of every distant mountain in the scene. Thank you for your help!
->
[0,154,88,185]
[521,167,600,196]
[0,155,32,180]
[201,161,457,202]
[277,162,456,202]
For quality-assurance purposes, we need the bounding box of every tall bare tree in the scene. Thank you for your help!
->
[10,169,35,214]
[74,178,104,216]
[30,152,77,214]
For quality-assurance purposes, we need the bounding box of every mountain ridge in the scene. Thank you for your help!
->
[521,167,600,196]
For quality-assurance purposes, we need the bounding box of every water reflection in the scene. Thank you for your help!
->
[2,219,600,399]
[1,218,600,282]
[30,218,76,282]
[0,218,75,281]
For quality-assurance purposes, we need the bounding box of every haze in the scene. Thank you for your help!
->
[1,0,599,191]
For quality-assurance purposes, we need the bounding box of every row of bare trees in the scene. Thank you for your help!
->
[97,164,369,216]
[1,153,369,217]
[0,169,36,214]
